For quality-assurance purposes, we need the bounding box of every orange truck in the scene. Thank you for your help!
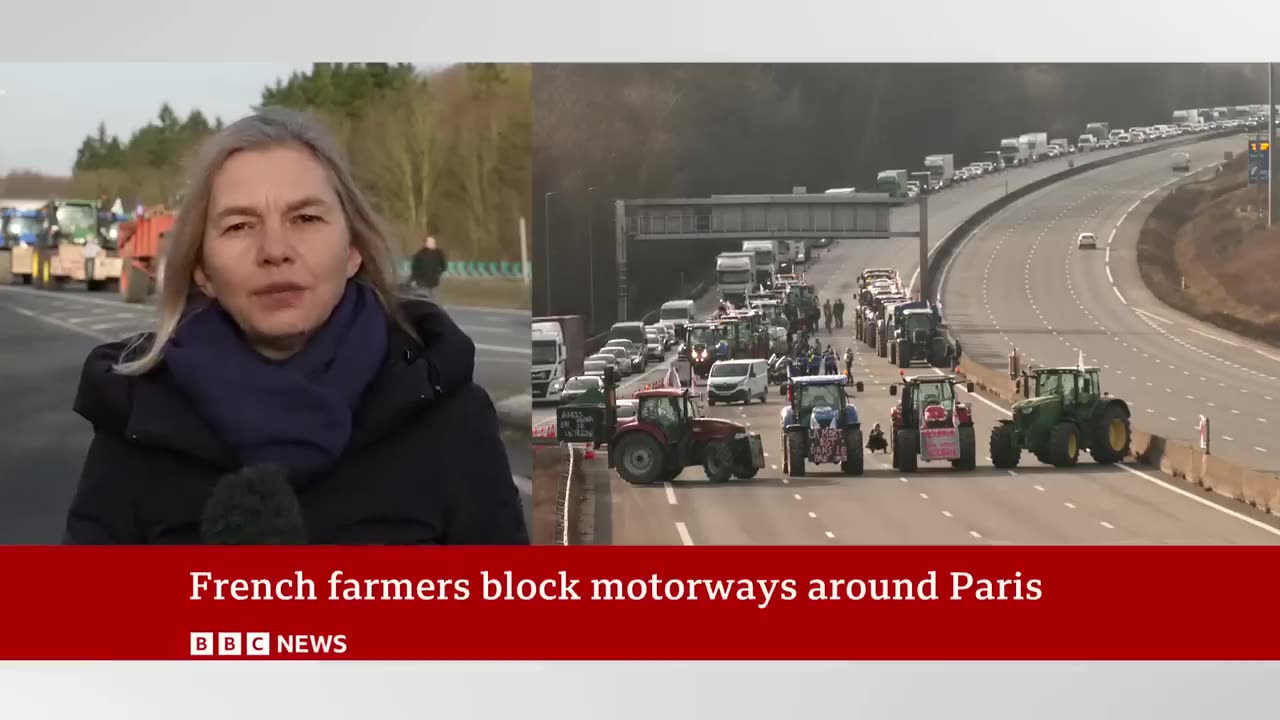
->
[115,209,175,303]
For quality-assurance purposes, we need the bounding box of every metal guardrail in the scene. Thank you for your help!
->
[396,259,528,281]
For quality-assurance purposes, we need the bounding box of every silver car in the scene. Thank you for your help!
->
[604,338,646,373]
[597,347,634,375]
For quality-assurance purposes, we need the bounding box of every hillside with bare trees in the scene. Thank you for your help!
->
[1,63,531,263]
[534,63,1268,332]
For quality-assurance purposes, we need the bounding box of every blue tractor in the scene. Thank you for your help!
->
[781,374,866,478]
[1,207,42,250]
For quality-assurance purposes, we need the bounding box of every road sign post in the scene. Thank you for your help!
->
[1270,62,1277,227]
[1247,139,1269,186]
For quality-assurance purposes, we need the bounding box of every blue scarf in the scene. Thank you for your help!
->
[164,281,389,473]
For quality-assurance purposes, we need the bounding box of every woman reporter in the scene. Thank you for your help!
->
[63,107,528,545]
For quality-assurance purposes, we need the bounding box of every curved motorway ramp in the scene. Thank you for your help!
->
[588,134,1280,547]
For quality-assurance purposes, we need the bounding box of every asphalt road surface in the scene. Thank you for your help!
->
[942,132,1280,474]
[0,283,531,543]
[580,131,1280,546]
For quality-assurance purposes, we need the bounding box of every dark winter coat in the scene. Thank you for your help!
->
[63,298,528,545]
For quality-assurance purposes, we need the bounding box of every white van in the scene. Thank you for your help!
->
[706,359,769,406]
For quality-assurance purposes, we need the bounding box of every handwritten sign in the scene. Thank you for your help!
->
[556,406,604,444]
[920,428,961,461]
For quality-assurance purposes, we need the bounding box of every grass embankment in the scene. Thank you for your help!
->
[1137,153,1280,346]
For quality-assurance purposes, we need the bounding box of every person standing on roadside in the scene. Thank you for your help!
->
[82,234,101,285]
[411,234,447,298]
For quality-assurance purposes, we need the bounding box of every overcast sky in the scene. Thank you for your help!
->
[0,63,315,175]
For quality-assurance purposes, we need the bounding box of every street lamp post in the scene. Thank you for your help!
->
[543,191,557,311]
[587,186,596,332]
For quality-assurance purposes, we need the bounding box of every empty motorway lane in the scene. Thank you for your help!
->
[941,133,1280,473]
[0,284,532,543]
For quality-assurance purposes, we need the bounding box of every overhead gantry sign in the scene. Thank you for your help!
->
[612,192,932,321]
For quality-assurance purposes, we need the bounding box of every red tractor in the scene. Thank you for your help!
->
[609,387,764,484]
[887,372,978,472]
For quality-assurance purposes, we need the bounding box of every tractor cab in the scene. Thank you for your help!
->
[685,322,724,377]
[718,317,752,357]
[633,388,702,445]
[787,374,865,427]
[889,373,975,428]
[1,207,42,249]
[1024,366,1103,403]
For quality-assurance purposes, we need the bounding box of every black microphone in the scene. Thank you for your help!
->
[200,464,308,545]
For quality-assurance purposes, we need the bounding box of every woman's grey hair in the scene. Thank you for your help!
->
[114,106,407,375]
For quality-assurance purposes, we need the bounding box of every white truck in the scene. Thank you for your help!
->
[1020,132,1049,161]
[532,321,568,404]
[741,240,781,288]
[999,137,1030,167]
[923,154,955,189]
[716,251,756,306]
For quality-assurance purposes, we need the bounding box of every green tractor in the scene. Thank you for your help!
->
[989,365,1132,469]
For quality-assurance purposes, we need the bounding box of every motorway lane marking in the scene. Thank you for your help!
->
[475,343,531,355]
[664,482,678,505]
[808,511,817,519]
[1188,327,1240,346]
[1034,485,1046,492]
[1112,463,1280,537]
[1100,521,1116,529]
[1006,470,1017,476]
[941,510,953,518]
[1257,447,1269,453]
[968,530,983,539]
[674,522,694,546]
[898,476,908,483]
[824,531,836,539]
[7,306,114,342]
[1064,502,1076,509]
[919,493,929,500]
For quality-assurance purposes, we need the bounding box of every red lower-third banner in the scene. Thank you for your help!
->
[0,546,1276,660]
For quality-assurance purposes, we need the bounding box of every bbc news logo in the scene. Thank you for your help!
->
[189,632,348,657]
